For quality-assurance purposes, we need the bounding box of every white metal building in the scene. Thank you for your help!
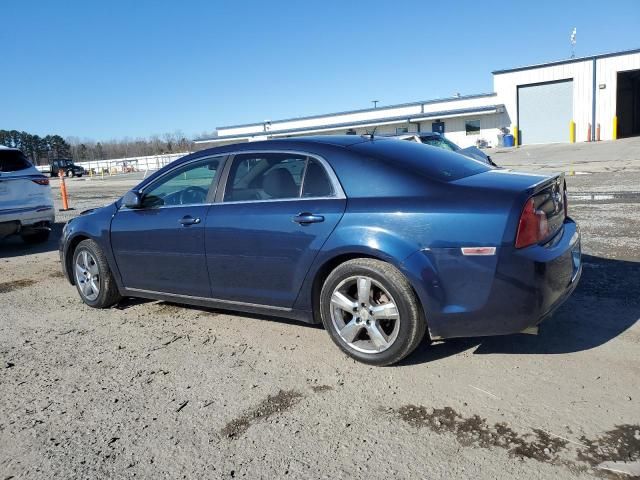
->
[196,48,640,148]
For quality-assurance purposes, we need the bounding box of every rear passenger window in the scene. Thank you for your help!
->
[224,153,335,202]
[302,159,334,197]
[224,153,305,201]
[0,150,32,172]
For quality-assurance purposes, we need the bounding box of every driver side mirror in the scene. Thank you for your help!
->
[123,190,143,209]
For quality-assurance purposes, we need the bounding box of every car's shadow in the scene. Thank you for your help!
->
[7,228,635,365]
[144,253,637,364]
[0,222,64,258]
[402,254,640,365]
[115,254,640,363]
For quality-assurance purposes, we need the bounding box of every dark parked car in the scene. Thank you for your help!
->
[50,158,85,177]
[60,136,581,365]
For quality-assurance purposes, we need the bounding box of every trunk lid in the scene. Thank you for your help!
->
[453,169,567,244]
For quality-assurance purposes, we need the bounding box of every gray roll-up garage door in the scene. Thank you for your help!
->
[518,80,573,145]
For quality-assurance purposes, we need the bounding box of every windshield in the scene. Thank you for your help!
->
[0,150,32,172]
[420,135,460,152]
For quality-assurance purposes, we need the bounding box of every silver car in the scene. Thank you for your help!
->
[0,146,55,244]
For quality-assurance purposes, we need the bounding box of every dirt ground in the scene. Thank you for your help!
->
[1,142,639,479]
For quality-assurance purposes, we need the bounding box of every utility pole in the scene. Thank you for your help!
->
[372,100,379,109]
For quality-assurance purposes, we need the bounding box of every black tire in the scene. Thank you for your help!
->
[21,230,50,244]
[66,169,74,178]
[72,239,122,308]
[320,258,426,366]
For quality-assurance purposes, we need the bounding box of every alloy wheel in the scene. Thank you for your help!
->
[74,250,100,301]
[329,275,400,353]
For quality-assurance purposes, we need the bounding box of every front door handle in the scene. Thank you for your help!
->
[179,215,201,226]
[293,212,324,224]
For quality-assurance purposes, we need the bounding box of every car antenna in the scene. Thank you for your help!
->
[368,126,378,140]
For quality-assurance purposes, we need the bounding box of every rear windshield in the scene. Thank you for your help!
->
[350,139,491,182]
[0,150,32,172]
[420,135,460,152]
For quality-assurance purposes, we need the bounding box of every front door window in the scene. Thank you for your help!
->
[141,158,221,208]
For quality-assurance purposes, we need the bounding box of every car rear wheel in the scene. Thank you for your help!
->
[73,239,121,308]
[320,258,426,366]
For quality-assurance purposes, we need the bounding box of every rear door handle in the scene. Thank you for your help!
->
[179,215,201,226]
[293,212,324,224]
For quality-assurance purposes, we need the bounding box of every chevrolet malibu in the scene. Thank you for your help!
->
[60,136,581,365]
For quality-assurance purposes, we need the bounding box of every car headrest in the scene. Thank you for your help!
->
[263,168,298,199]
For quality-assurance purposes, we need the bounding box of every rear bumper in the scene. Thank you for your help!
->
[402,218,581,339]
[0,205,55,238]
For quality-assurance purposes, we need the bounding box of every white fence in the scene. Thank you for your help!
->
[36,152,190,175]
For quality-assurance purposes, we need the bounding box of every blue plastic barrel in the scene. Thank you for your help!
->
[503,134,514,147]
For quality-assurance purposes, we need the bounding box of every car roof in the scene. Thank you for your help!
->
[194,135,394,158]
[250,135,377,147]
[0,145,20,151]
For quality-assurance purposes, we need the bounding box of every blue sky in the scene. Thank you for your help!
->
[2,0,639,140]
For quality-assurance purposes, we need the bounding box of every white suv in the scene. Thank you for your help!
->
[0,146,55,244]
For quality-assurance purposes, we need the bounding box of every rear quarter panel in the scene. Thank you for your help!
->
[293,188,517,314]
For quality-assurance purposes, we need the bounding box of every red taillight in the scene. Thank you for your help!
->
[31,178,50,186]
[515,198,550,248]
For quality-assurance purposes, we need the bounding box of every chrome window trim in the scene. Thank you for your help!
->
[120,202,213,212]
[214,196,343,206]
[119,149,346,212]
[218,150,346,205]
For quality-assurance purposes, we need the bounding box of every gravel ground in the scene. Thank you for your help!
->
[1,142,639,479]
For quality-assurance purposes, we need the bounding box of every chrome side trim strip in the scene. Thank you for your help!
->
[126,287,292,312]
[461,247,496,256]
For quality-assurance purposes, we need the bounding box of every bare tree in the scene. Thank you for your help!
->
[65,133,195,161]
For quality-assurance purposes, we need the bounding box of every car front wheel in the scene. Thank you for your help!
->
[72,239,122,308]
[320,258,426,366]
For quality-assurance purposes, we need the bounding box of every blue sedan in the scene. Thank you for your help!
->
[60,136,581,365]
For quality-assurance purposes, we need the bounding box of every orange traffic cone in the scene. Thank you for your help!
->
[58,170,72,211]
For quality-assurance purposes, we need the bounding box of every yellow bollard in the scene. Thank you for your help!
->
[512,125,519,147]
[613,116,618,140]
[569,120,576,143]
